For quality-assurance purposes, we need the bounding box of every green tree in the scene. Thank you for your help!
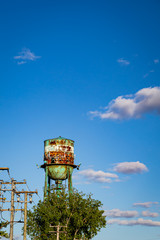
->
[0,221,9,239]
[27,189,106,240]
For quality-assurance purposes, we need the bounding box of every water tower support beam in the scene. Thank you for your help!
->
[44,166,48,198]
[68,168,73,195]
[48,176,51,191]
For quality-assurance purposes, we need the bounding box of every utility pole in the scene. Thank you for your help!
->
[16,190,38,240]
[10,179,15,240]
[24,192,27,240]
[0,169,38,239]
[0,178,37,240]
[0,178,26,240]
[57,225,59,240]
[49,225,67,240]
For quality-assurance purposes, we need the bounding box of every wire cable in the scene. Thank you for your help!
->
[26,181,41,204]
[0,210,8,222]
[7,170,11,180]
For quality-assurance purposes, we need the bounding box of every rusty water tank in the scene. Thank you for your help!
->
[43,136,76,180]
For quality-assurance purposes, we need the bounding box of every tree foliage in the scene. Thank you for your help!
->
[27,189,106,239]
[0,221,9,239]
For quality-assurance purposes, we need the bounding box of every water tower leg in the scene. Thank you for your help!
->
[48,176,51,192]
[44,166,48,198]
[68,169,73,194]
[55,180,62,197]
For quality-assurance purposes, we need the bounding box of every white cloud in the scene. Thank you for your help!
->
[133,202,158,208]
[143,70,155,78]
[142,211,159,218]
[17,61,27,65]
[113,161,148,174]
[117,58,130,66]
[102,186,110,189]
[14,48,41,64]
[154,59,159,64]
[89,87,160,120]
[77,169,118,183]
[104,209,138,218]
[108,218,160,226]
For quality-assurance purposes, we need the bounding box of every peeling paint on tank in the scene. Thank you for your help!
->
[44,137,75,165]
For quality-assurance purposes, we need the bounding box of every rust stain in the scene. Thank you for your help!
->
[44,137,74,166]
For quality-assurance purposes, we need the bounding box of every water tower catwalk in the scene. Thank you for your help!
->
[41,137,78,197]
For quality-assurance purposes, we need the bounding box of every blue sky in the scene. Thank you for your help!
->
[0,0,160,239]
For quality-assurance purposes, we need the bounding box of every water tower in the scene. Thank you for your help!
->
[41,137,79,197]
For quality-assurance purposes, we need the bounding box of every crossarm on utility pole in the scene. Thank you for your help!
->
[0,168,9,171]
[1,209,24,211]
